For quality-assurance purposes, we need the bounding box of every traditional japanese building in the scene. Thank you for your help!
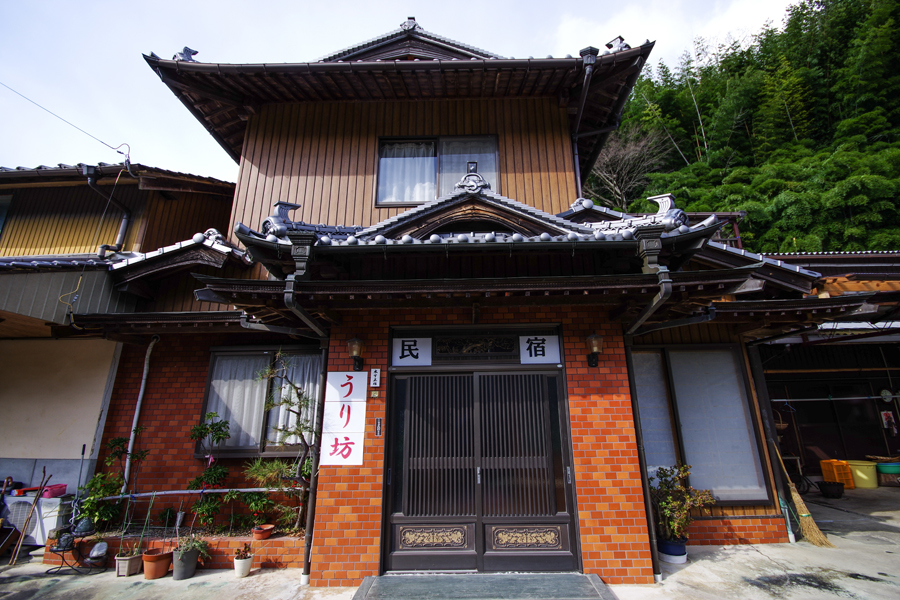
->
[13,17,897,586]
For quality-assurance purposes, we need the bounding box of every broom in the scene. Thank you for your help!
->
[774,446,834,548]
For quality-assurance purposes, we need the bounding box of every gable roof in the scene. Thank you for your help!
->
[319,17,505,62]
[144,21,653,178]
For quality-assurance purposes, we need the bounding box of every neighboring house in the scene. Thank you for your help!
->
[0,163,237,502]
[20,17,897,587]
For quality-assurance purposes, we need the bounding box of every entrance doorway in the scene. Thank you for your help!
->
[384,372,577,572]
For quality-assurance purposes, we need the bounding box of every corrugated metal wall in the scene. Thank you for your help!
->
[231,98,578,239]
[0,271,136,324]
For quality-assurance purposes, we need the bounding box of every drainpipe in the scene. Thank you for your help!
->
[571,46,599,200]
[301,342,329,585]
[83,165,132,258]
[626,228,672,336]
[624,342,662,582]
[285,274,329,339]
[122,335,160,493]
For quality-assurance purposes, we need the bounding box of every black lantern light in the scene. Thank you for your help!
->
[586,334,604,367]
[347,337,364,371]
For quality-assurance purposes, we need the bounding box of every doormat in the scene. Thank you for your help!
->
[352,573,619,600]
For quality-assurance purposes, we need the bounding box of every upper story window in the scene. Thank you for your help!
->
[377,136,498,205]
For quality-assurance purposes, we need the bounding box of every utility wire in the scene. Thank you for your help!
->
[0,79,130,157]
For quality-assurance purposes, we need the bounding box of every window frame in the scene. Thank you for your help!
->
[628,343,774,506]
[374,135,500,207]
[196,344,323,459]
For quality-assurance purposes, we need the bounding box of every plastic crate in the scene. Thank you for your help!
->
[820,459,855,489]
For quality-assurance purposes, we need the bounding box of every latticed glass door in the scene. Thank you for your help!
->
[386,372,576,572]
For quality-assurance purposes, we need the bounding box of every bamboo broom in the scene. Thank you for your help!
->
[774,447,834,548]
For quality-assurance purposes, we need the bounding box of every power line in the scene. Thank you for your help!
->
[0,79,130,157]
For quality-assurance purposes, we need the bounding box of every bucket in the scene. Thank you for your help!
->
[846,460,878,489]
[876,462,900,475]
[816,481,844,499]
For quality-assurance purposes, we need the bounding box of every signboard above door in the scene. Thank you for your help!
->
[391,334,561,366]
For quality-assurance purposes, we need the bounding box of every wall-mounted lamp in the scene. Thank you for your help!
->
[586,334,604,367]
[347,337,365,371]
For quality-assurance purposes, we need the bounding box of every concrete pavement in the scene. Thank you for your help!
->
[1,486,897,599]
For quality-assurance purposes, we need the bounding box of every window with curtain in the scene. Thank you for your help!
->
[632,347,770,503]
[376,136,498,204]
[203,349,322,454]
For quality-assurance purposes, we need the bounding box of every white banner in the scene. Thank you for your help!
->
[321,371,368,466]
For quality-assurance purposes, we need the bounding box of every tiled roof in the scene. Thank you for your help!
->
[318,17,506,62]
[706,241,822,278]
[0,162,234,186]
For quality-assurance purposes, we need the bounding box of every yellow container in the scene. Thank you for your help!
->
[846,460,878,489]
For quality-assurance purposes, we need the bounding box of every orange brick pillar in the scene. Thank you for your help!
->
[562,312,655,584]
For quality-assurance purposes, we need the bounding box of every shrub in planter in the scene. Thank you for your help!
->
[234,542,253,578]
[649,465,714,561]
[173,534,210,580]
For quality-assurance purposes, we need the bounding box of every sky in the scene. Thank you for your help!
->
[0,0,796,183]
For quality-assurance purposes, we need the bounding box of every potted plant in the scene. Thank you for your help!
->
[115,541,143,577]
[649,465,714,564]
[252,523,275,540]
[173,534,210,580]
[234,542,253,578]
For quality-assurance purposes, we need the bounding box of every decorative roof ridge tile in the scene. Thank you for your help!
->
[110,228,250,270]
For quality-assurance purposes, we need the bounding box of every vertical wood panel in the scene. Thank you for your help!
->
[230,98,577,233]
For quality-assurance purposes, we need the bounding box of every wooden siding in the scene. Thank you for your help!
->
[141,263,249,313]
[0,183,145,257]
[139,190,233,253]
[0,184,233,257]
[630,323,735,345]
[230,98,577,239]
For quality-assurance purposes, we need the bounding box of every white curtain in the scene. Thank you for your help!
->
[266,354,322,446]
[438,138,497,196]
[206,354,270,449]
[377,142,436,203]
[633,351,678,474]
[669,350,768,502]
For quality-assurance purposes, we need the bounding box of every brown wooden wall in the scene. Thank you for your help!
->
[0,183,145,257]
[139,191,232,253]
[231,98,578,239]
[0,183,233,257]
[631,322,781,517]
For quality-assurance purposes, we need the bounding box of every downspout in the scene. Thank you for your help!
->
[84,165,132,258]
[624,341,662,582]
[122,335,160,493]
[626,269,672,336]
[571,46,600,199]
[301,342,330,585]
[285,274,329,340]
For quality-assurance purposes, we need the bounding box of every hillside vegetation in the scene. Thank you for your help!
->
[588,0,900,253]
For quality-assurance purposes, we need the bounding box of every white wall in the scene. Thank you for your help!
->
[0,339,118,459]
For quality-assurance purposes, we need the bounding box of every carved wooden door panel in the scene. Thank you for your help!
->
[385,372,577,572]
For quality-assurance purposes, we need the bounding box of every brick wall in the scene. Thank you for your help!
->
[688,516,789,545]
[43,535,304,570]
[309,305,655,586]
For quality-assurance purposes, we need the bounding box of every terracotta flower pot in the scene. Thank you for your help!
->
[142,548,172,580]
[252,524,274,540]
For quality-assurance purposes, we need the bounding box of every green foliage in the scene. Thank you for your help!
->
[649,465,715,541]
[191,495,222,527]
[234,542,253,559]
[175,533,211,560]
[243,457,294,488]
[190,412,231,456]
[241,492,275,526]
[79,473,123,529]
[187,463,229,490]
[159,507,177,528]
[618,0,900,252]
